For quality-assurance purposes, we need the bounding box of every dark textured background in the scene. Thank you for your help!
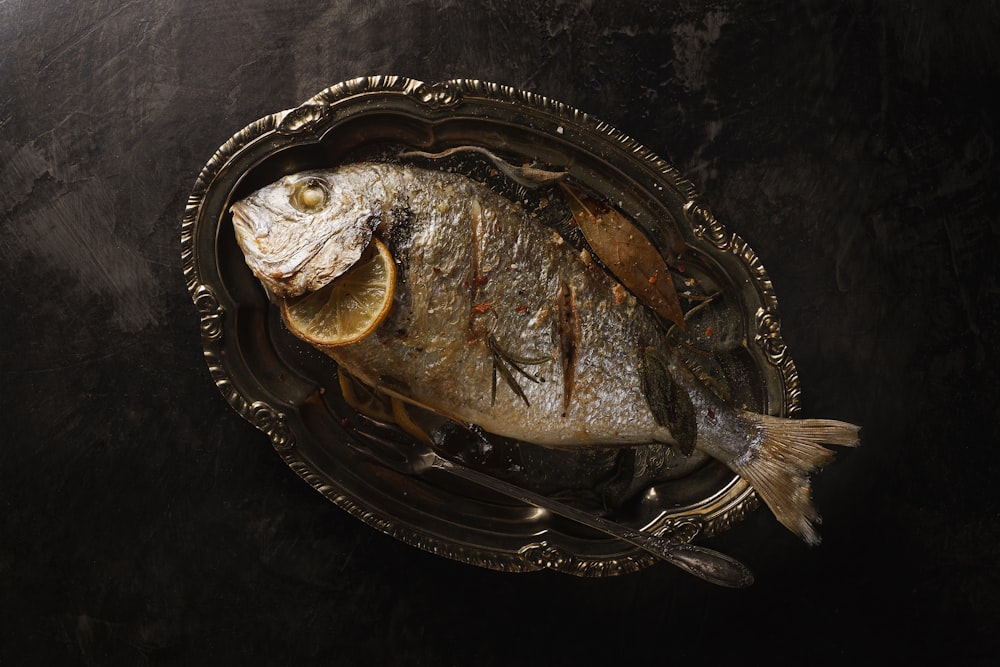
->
[3,1,998,663]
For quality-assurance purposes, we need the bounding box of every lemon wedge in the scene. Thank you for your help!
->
[281,238,396,346]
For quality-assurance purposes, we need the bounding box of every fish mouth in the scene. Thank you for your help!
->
[229,201,262,250]
[229,196,375,298]
[229,201,303,291]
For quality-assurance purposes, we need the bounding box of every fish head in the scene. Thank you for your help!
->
[229,170,378,297]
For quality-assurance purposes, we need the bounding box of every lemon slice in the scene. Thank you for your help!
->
[281,238,396,346]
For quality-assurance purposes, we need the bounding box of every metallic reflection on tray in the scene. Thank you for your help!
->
[181,77,856,579]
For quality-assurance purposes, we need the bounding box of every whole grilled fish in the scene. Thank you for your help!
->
[231,161,859,544]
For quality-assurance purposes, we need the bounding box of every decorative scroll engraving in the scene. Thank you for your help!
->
[653,518,702,543]
[192,283,224,341]
[519,541,570,570]
[687,201,778,312]
[409,81,462,109]
[755,307,787,364]
[688,201,731,249]
[249,401,294,451]
[202,348,296,451]
[518,541,658,577]
[755,307,803,416]
[277,103,330,136]
[705,492,761,535]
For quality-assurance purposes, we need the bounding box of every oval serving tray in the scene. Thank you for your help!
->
[180,76,803,576]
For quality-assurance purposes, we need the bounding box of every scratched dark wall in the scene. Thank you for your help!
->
[2,0,997,663]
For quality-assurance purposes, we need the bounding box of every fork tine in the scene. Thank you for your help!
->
[350,429,419,474]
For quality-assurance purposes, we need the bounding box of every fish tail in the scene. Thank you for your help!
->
[731,415,860,545]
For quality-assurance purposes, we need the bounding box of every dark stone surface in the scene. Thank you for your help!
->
[2,1,997,663]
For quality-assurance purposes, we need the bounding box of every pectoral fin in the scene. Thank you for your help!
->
[640,347,697,455]
[339,367,472,441]
[338,370,396,424]
[390,397,435,446]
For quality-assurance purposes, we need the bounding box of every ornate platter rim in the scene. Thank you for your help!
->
[180,76,802,577]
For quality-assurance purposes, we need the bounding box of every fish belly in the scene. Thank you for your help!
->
[327,164,674,448]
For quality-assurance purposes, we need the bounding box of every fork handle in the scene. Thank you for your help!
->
[431,457,754,587]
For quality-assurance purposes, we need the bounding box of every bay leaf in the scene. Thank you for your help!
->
[559,183,686,330]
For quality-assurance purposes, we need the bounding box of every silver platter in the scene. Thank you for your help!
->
[180,76,802,576]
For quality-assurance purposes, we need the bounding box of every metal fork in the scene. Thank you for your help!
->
[346,429,754,587]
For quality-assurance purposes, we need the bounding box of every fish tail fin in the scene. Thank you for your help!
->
[732,415,860,545]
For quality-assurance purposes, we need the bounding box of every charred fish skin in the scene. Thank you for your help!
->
[230,162,860,544]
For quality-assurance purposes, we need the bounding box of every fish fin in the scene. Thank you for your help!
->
[375,386,464,428]
[390,397,435,447]
[349,381,480,443]
[338,370,396,425]
[734,415,860,545]
[337,368,441,441]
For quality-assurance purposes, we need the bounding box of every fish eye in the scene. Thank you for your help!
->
[290,178,330,212]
